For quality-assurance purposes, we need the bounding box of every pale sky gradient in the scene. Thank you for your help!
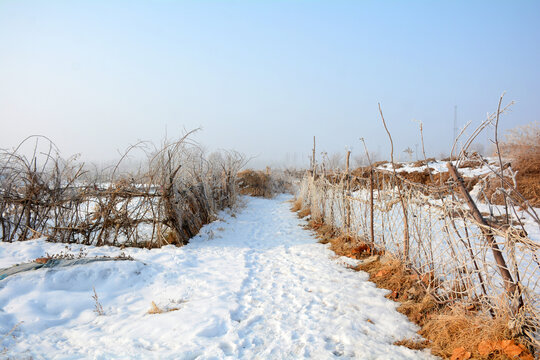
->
[1,0,539,168]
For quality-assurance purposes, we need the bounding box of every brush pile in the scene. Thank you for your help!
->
[0,134,245,248]
[237,168,297,198]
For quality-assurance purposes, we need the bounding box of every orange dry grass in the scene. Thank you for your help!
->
[328,234,381,259]
[496,122,540,207]
[512,150,540,207]
[297,207,311,219]
[290,198,303,212]
[420,307,533,359]
[147,301,163,314]
[237,170,272,198]
[355,258,437,325]
[295,207,535,358]
[147,301,180,315]
[304,218,379,258]
[355,257,535,359]
[412,158,436,167]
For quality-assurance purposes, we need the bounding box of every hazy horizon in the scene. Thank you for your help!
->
[1,1,539,169]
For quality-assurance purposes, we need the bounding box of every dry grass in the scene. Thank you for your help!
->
[355,257,436,320]
[237,170,273,198]
[350,166,477,194]
[327,234,381,259]
[354,256,534,359]
[290,197,303,212]
[397,170,479,191]
[292,186,535,359]
[295,206,380,258]
[494,122,540,207]
[511,147,540,207]
[412,158,436,167]
[147,301,162,314]
[459,159,484,168]
[297,207,311,218]
[147,301,180,315]
[419,307,526,359]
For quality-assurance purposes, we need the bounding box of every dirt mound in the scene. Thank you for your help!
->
[412,158,436,167]
[352,164,477,192]
[484,122,540,207]
[511,147,540,207]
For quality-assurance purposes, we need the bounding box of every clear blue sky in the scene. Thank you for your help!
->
[1,0,539,167]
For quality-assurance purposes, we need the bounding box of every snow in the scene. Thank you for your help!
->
[0,195,434,359]
[376,159,495,177]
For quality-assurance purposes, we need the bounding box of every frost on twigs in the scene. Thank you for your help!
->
[293,98,539,354]
[0,133,247,249]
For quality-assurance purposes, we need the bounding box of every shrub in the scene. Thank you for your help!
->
[237,170,273,198]
[485,122,540,207]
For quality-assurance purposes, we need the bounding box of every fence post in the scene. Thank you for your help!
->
[401,177,410,261]
[370,167,374,245]
[312,136,316,178]
[446,162,522,309]
[345,151,351,234]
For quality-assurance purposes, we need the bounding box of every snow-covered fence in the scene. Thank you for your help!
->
[297,165,539,347]
[0,135,245,247]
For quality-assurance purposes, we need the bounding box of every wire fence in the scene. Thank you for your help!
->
[298,165,540,348]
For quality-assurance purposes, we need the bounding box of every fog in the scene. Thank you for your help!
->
[1,1,539,169]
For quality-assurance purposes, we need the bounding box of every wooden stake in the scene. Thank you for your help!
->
[345,150,351,233]
[378,103,409,261]
[370,168,374,245]
[446,162,522,307]
[312,136,316,178]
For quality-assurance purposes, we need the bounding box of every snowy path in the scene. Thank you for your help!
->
[0,195,434,359]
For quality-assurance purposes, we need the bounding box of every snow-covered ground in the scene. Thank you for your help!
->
[376,158,497,177]
[0,195,434,359]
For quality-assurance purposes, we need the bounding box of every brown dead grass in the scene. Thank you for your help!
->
[237,170,272,198]
[147,301,163,314]
[290,197,303,212]
[328,234,381,259]
[511,149,540,207]
[459,159,484,168]
[305,218,382,258]
[354,255,533,359]
[351,166,477,194]
[354,257,437,326]
[492,122,540,207]
[398,170,479,192]
[399,169,449,186]
[298,207,311,218]
[481,164,540,208]
[306,220,338,244]
[420,308,518,359]
[371,160,390,168]
[291,197,534,360]
[147,301,180,315]
[412,158,436,167]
